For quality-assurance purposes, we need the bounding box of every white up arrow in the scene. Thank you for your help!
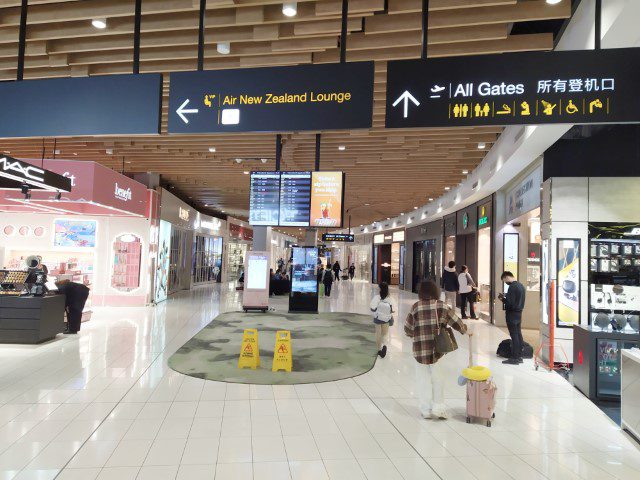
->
[176,98,199,124]
[392,90,420,118]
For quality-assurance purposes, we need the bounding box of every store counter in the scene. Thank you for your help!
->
[622,348,640,442]
[0,295,66,344]
[573,325,640,401]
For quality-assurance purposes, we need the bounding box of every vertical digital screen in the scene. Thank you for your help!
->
[291,247,318,294]
[249,172,281,226]
[246,254,268,290]
[279,171,311,227]
[557,238,580,328]
[310,171,344,228]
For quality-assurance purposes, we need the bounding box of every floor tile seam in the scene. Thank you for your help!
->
[515,453,591,480]
[49,350,165,479]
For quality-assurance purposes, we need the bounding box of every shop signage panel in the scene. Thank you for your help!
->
[322,233,354,242]
[0,155,71,192]
[0,74,162,137]
[386,48,640,128]
[506,166,543,223]
[168,62,374,133]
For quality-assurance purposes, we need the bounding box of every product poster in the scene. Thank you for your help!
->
[154,220,171,303]
[557,238,580,328]
[503,233,519,291]
[53,219,97,248]
[310,171,344,228]
[542,239,549,325]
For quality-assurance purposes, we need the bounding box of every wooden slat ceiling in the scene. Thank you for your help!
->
[0,0,572,230]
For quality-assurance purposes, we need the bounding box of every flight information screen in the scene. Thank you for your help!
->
[249,172,280,226]
[279,171,311,227]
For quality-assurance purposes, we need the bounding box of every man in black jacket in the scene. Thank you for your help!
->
[498,271,526,365]
[55,280,90,334]
[441,261,459,309]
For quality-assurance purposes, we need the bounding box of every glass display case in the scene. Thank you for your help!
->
[111,234,142,291]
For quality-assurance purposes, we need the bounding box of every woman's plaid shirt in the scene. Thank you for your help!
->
[404,300,468,365]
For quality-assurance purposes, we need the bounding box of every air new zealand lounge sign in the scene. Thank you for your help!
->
[169,62,374,133]
[386,48,640,128]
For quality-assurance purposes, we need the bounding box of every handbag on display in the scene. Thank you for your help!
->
[434,304,458,354]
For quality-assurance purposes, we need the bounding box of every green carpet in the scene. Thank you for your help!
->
[168,311,378,385]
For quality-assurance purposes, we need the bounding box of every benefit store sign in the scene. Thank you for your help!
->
[386,48,640,128]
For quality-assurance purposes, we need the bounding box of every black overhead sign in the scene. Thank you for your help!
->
[168,62,374,133]
[0,155,72,192]
[0,74,162,138]
[322,233,354,243]
[386,48,640,128]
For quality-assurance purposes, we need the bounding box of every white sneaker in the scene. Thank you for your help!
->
[432,408,449,420]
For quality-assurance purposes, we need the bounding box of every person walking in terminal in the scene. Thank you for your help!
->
[441,261,459,310]
[333,261,342,281]
[370,282,394,358]
[405,280,468,419]
[323,267,334,296]
[498,271,526,365]
[348,263,355,280]
[458,265,478,319]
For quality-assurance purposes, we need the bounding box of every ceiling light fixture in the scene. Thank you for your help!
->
[243,171,249,175]
[235,158,243,164]
[105,148,113,155]
[282,2,298,17]
[260,158,268,164]
[428,197,434,201]
[462,169,468,174]
[217,42,231,55]
[208,147,216,153]
[444,186,451,191]
[546,0,562,4]
[91,18,107,29]
[477,142,486,149]
[413,206,418,209]
[338,145,346,151]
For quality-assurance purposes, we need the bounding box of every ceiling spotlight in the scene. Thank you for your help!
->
[546,0,562,4]
[217,42,231,55]
[444,186,451,191]
[105,148,113,155]
[91,18,107,29]
[208,147,216,153]
[243,171,249,175]
[400,212,405,216]
[338,145,346,151]
[413,206,418,210]
[477,142,486,149]
[235,158,243,164]
[282,2,297,17]
[54,149,61,155]
[462,169,469,174]
[261,158,268,164]
[364,203,370,206]
[428,197,434,201]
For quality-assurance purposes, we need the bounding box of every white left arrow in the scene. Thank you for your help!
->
[176,98,199,124]
[392,90,420,118]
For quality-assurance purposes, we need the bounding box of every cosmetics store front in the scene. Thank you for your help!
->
[0,158,152,307]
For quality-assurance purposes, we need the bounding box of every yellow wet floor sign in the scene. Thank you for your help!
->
[238,328,260,369]
[272,330,292,372]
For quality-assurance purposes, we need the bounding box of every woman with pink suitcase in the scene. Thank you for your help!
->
[405,280,468,420]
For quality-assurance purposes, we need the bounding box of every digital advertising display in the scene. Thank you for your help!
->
[279,171,311,227]
[557,238,581,328]
[249,171,280,226]
[291,247,318,294]
[154,220,172,304]
[53,219,97,248]
[310,171,344,228]
[386,48,640,129]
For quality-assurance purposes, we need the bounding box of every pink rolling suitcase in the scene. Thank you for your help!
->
[465,334,497,427]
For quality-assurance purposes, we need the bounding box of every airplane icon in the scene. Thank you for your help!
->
[430,85,446,98]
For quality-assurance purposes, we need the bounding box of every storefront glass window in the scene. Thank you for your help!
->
[477,228,492,319]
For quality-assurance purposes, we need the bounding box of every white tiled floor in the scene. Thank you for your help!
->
[1,280,639,479]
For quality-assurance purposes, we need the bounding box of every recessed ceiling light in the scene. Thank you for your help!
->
[462,169,469,174]
[364,203,370,206]
[282,2,298,17]
[428,197,434,201]
[208,147,216,153]
[217,42,231,55]
[243,171,249,175]
[54,149,61,155]
[3,150,10,154]
[72,152,78,156]
[477,142,486,149]
[338,145,346,151]
[444,186,451,191]
[221,210,225,213]
[386,217,390,220]
[260,158,268,164]
[105,148,113,155]
[413,206,418,209]
[91,18,107,29]
[546,0,562,4]
[400,212,405,216]
[235,158,243,164]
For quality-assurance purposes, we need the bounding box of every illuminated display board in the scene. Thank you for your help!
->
[249,172,280,226]
[322,233,354,242]
[310,171,345,228]
[386,48,640,128]
[279,171,311,227]
[169,62,374,133]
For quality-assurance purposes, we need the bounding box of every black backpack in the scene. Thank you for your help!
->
[496,339,533,359]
